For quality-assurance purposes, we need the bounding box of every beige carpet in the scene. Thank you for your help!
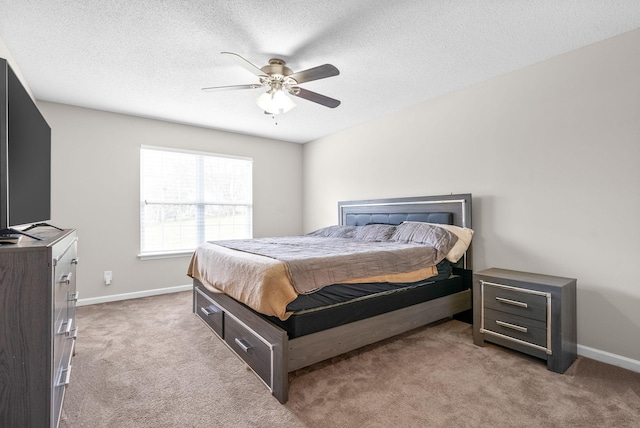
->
[60,291,640,428]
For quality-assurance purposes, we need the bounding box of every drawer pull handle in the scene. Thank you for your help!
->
[496,320,528,333]
[495,297,528,308]
[58,318,73,336]
[64,318,73,336]
[71,258,79,265]
[200,306,218,317]
[68,291,80,302]
[60,272,73,285]
[234,338,252,353]
[57,366,72,387]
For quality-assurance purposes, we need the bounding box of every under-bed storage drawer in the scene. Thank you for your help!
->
[193,283,289,403]
[195,288,224,338]
[224,316,272,386]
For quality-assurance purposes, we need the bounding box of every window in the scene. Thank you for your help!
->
[140,146,252,257]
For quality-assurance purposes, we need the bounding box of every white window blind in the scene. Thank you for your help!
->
[140,146,252,255]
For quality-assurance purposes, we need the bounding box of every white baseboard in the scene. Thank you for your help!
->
[578,344,640,373]
[76,284,192,307]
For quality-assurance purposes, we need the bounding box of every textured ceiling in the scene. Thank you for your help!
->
[1,1,639,143]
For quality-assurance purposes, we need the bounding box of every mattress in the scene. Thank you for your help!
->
[265,261,467,338]
[285,258,452,311]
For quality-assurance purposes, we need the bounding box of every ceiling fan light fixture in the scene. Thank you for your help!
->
[206,52,340,114]
[256,88,296,115]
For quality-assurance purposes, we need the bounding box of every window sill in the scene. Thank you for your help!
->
[138,250,195,260]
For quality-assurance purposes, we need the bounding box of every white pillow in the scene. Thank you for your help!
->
[403,221,474,263]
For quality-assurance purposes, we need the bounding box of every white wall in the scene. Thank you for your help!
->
[303,29,640,363]
[38,102,303,301]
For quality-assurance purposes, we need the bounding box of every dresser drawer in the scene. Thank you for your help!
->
[483,281,547,322]
[484,308,547,348]
[53,318,75,371]
[195,289,224,338]
[54,271,71,329]
[53,330,75,428]
[53,236,77,325]
[224,316,272,387]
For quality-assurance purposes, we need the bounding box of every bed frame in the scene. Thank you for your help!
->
[193,194,472,403]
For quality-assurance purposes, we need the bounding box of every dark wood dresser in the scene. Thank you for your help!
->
[0,229,78,428]
[473,267,577,373]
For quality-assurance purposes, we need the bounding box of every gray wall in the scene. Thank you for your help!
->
[38,102,303,301]
[302,29,640,362]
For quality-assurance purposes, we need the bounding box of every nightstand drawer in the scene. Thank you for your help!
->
[484,308,547,348]
[195,288,224,338]
[483,281,547,322]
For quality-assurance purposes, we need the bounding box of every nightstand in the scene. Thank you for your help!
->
[473,268,577,373]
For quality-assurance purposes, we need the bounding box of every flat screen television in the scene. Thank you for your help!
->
[0,58,51,234]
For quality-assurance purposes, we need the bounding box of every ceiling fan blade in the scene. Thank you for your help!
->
[288,64,339,84]
[290,87,341,108]
[221,51,266,77]
[201,84,262,92]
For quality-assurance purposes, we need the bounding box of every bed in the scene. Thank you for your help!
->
[189,194,473,403]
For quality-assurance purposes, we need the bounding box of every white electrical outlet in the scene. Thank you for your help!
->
[104,270,112,285]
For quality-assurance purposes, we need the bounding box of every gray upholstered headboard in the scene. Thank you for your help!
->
[342,211,453,226]
[338,194,472,269]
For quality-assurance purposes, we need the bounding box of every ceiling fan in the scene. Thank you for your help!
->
[202,52,340,115]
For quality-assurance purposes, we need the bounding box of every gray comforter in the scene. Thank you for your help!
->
[214,235,454,294]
